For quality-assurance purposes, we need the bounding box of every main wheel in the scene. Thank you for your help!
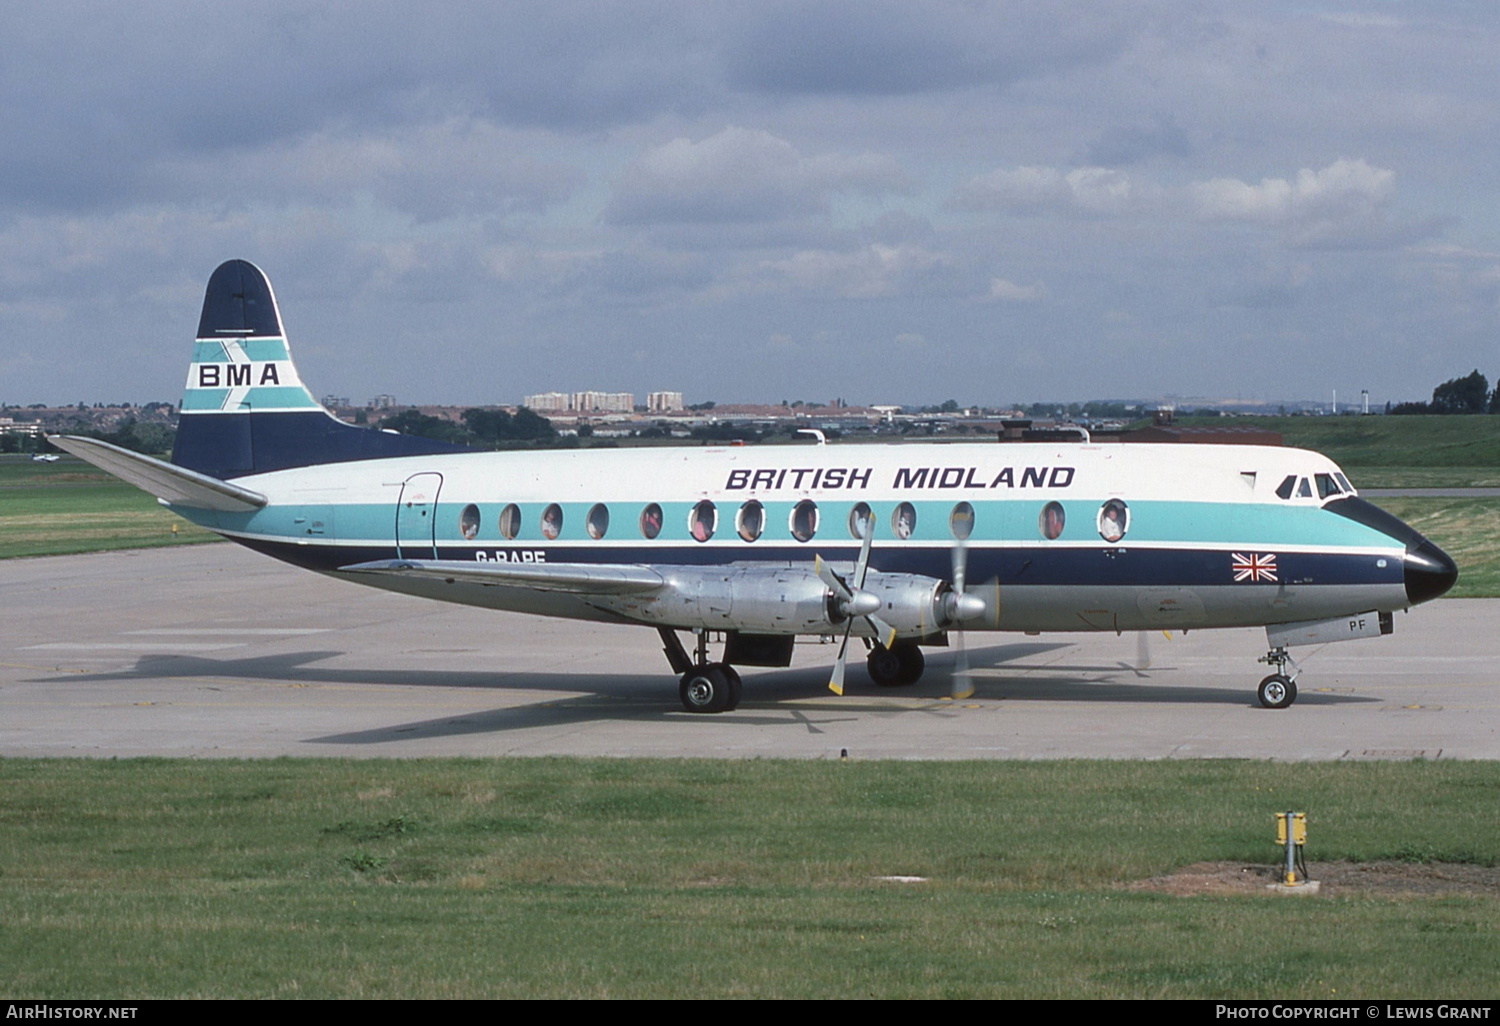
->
[867,645,904,687]
[1257,673,1297,709]
[680,664,733,714]
[724,665,743,711]
[894,642,926,685]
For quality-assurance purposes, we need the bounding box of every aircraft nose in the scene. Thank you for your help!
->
[1404,537,1458,605]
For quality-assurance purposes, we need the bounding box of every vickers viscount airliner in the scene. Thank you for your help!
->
[52,260,1457,713]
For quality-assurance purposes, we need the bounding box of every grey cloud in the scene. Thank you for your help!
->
[723,0,1138,95]
[604,127,912,225]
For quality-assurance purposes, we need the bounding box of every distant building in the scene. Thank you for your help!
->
[370,394,397,409]
[524,392,571,412]
[647,391,684,413]
[573,391,634,413]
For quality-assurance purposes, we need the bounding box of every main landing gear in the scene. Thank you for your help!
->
[658,628,932,712]
[866,641,926,688]
[660,628,742,714]
[1256,645,1298,709]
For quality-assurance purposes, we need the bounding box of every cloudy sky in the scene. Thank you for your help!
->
[3,1,1498,409]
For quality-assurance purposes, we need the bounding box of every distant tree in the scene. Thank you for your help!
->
[1430,370,1489,414]
[1490,383,1500,414]
[379,409,468,444]
[1389,401,1432,415]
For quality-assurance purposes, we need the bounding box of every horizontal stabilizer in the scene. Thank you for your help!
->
[47,435,267,512]
[338,559,666,595]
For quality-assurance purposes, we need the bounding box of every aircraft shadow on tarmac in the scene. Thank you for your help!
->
[35,639,1376,745]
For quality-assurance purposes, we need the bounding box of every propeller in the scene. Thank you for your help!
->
[941,537,989,699]
[817,511,894,695]
[1134,629,1174,672]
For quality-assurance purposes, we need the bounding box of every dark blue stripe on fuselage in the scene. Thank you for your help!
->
[236,535,1403,590]
[173,411,470,480]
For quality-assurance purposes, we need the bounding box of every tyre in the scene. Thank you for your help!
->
[680,665,732,713]
[1257,673,1297,709]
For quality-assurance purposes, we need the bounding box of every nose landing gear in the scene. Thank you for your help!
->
[1256,646,1298,709]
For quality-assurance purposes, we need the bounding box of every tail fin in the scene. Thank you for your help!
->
[171,260,466,479]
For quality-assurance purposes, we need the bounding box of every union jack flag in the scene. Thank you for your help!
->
[1231,552,1278,583]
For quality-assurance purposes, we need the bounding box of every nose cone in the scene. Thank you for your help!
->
[1405,537,1458,605]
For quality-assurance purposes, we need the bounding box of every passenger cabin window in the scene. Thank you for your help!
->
[848,502,872,540]
[1039,501,1065,540]
[639,503,663,540]
[586,503,609,539]
[737,500,764,542]
[892,502,916,540]
[540,503,563,540]
[690,500,716,542]
[499,503,521,540]
[949,502,974,541]
[1097,498,1128,543]
[790,500,818,542]
[459,504,481,540]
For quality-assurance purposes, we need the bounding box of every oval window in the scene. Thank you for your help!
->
[891,502,916,540]
[847,502,873,540]
[498,503,521,540]
[459,503,481,540]
[790,499,818,542]
[586,503,609,540]
[737,500,765,542]
[540,503,563,540]
[949,501,974,541]
[1038,501,1065,540]
[689,499,716,542]
[639,503,663,540]
[1097,498,1128,543]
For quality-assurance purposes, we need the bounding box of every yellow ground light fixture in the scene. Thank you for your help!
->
[1274,811,1310,887]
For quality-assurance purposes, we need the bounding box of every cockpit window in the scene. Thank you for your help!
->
[1297,477,1313,499]
[1275,475,1296,500]
[1315,473,1342,499]
[1334,472,1353,494]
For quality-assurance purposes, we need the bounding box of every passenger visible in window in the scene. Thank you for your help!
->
[892,502,916,540]
[1039,501,1065,540]
[541,503,562,540]
[1097,499,1128,543]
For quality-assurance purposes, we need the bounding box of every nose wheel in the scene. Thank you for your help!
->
[1256,646,1298,709]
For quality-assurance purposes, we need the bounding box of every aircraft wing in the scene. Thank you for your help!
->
[337,559,667,595]
[48,435,268,513]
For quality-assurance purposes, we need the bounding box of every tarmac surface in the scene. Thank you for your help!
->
[3,544,1497,760]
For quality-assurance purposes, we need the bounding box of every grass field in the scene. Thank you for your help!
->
[1178,414,1500,487]
[0,757,1496,999]
[0,455,218,558]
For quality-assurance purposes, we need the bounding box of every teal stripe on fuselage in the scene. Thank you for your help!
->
[185,495,1399,552]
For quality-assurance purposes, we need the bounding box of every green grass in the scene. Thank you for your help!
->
[0,455,218,558]
[1174,414,1500,484]
[0,758,1496,999]
[1370,497,1500,597]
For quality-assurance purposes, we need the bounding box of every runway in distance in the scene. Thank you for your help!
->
[52,260,1458,713]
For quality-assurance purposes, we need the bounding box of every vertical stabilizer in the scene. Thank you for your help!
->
[181,260,321,416]
[171,260,467,479]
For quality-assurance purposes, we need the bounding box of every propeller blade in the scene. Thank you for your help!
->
[828,624,851,695]
[951,628,974,700]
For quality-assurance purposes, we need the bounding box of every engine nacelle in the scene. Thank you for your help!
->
[858,571,950,636]
[620,566,840,633]
[603,565,954,638]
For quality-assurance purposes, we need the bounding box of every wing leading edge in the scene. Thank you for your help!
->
[337,559,666,595]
